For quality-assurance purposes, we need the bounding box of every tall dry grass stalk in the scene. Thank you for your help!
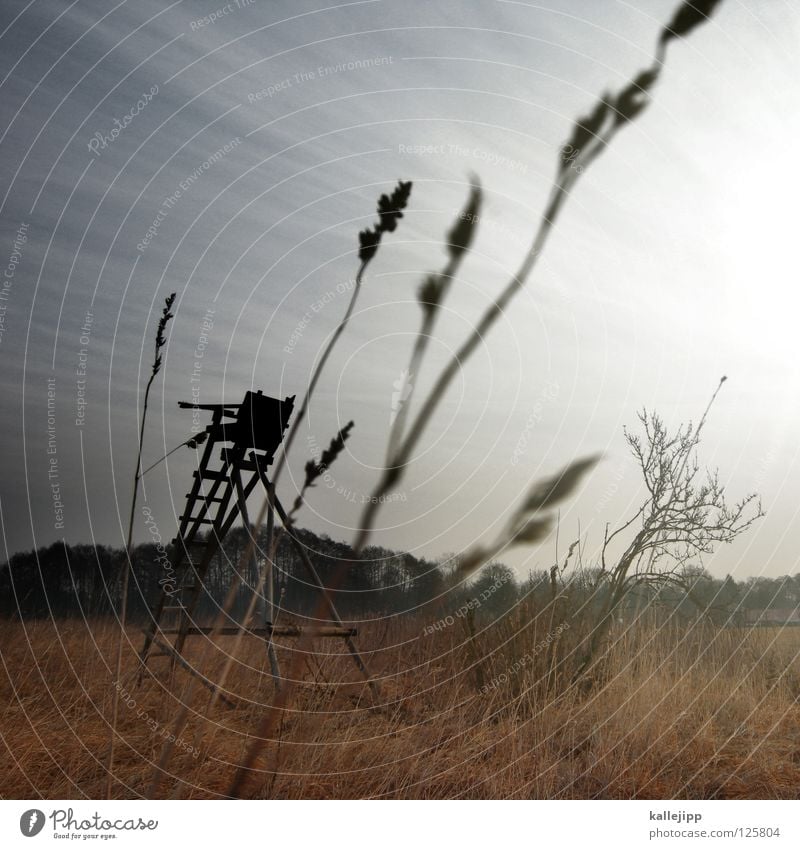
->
[271,180,412,490]
[352,0,727,554]
[106,293,174,798]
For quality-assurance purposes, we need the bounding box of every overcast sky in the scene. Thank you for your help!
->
[1,0,798,582]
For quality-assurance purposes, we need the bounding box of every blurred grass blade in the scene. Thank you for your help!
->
[660,0,724,47]
[446,176,482,258]
[519,455,601,515]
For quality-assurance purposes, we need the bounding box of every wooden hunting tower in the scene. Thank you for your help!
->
[137,389,376,702]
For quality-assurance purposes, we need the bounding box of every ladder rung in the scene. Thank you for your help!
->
[179,516,215,524]
[156,625,359,637]
[267,625,358,638]
[194,469,228,481]
[186,494,226,503]
[233,459,262,473]
[220,449,272,471]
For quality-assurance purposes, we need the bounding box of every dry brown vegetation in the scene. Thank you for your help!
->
[3,614,800,799]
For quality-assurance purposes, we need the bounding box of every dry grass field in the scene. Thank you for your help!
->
[2,614,800,799]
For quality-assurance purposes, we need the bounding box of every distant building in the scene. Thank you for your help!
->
[745,605,800,625]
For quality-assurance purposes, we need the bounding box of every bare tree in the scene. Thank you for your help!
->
[576,379,763,679]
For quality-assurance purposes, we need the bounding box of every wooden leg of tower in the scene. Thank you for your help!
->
[263,482,281,689]
[232,468,281,688]
[138,592,165,683]
[258,472,380,700]
[138,538,191,684]
[146,632,237,708]
[169,537,207,675]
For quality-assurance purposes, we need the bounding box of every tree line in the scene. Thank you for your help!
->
[1,526,798,626]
